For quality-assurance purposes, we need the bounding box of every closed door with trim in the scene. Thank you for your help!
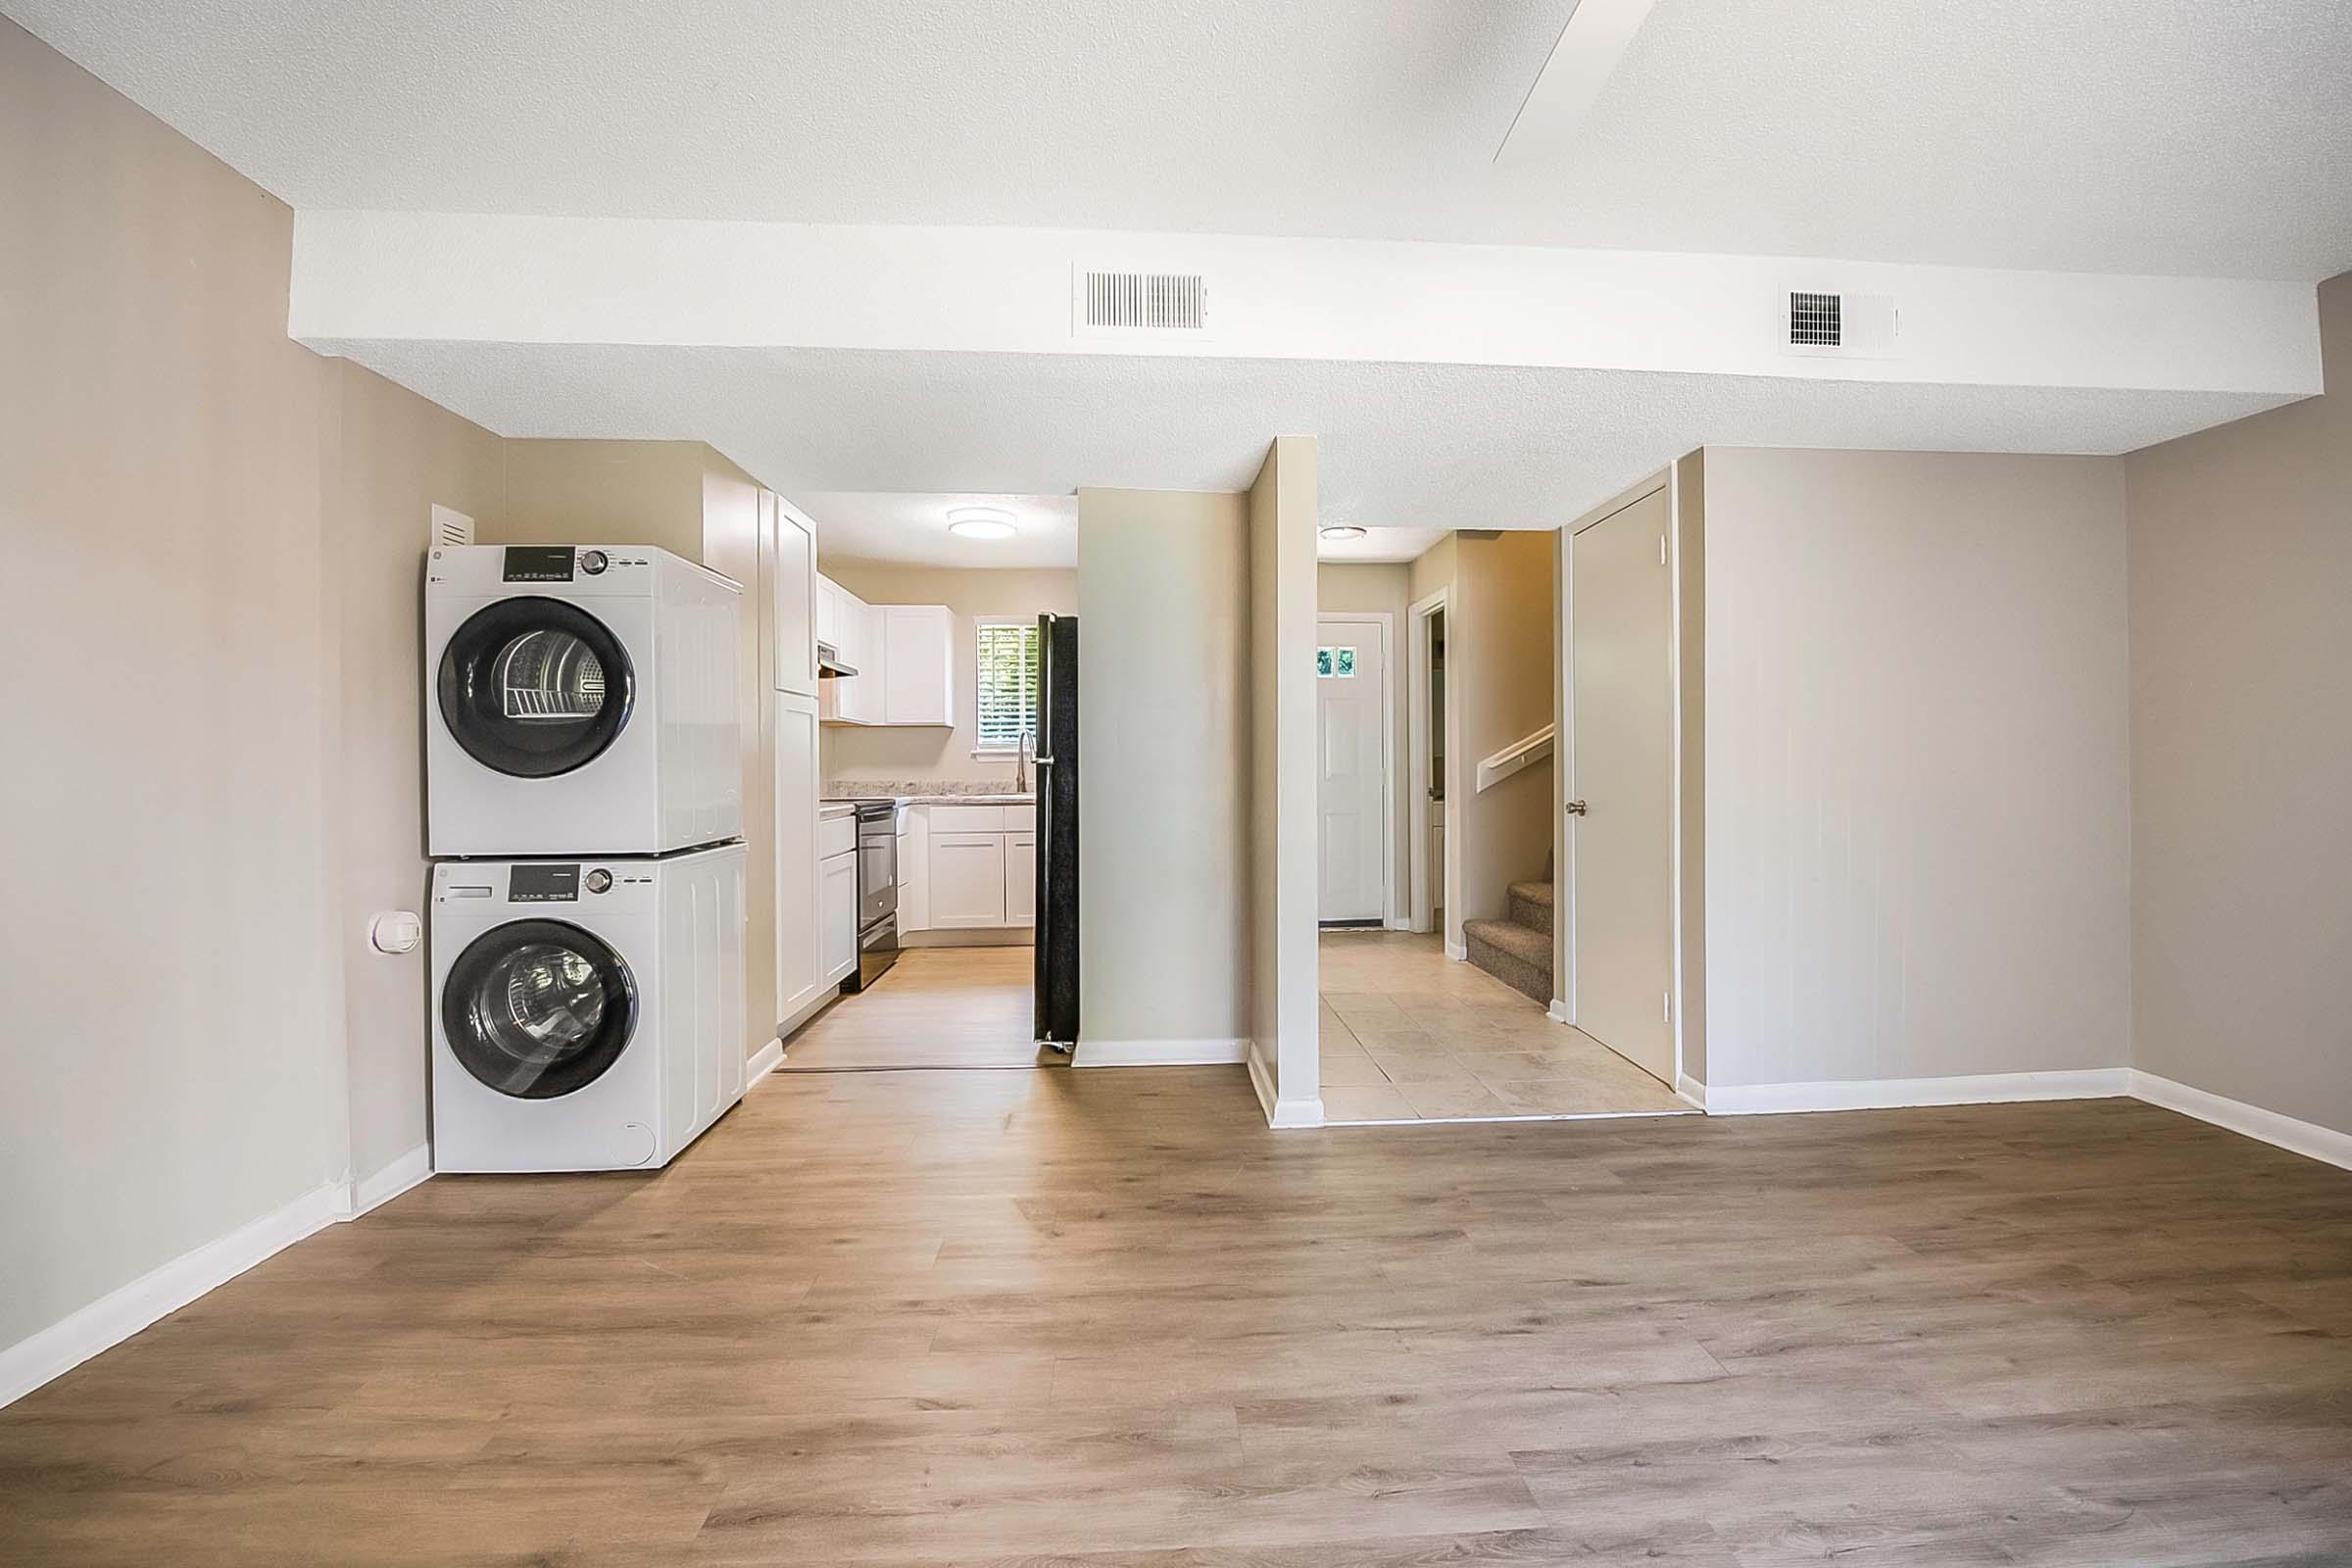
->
[1568,490,1675,1085]
[1317,617,1389,923]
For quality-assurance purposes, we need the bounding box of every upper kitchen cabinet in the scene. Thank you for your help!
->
[819,589,953,728]
[770,493,817,696]
[881,606,955,726]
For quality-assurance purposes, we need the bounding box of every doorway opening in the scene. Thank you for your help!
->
[778,608,1079,1073]
[1316,528,1694,1124]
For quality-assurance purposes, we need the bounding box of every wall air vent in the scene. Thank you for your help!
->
[1788,291,1842,347]
[430,504,475,548]
[1780,287,1898,359]
[1072,267,1211,340]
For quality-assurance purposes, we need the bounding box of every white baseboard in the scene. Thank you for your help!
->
[1268,1095,1325,1128]
[1445,939,1467,962]
[1,1176,348,1410]
[2131,1070,2352,1172]
[903,928,1034,949]
[1545,1000,1570,1024]
[1702,1068,2132,1116]
[350,1145,432,1216]
[1247,1039,1277,1119]
[1074,1037,1250,1067]
[1675,1073,1707,1111]
[1385,915,1413,932]
[746,1038,784,1089]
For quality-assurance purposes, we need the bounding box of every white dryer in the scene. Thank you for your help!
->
[426,544,741,858]
[430,843,747,1173]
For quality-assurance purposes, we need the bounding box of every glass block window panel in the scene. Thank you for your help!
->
[1317,646,1357,678]
[975,621,1041,748]
[1316,647,1334,677]
[1335,647,1356,677]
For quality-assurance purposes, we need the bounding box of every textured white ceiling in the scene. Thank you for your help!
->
[310,340,2294,532]
[802,492,1076,569]
[12,0,2350,278]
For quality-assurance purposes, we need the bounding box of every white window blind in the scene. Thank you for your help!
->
[975,620,1041,750]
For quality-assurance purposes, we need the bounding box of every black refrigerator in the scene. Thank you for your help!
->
[1032,612,1080,1048]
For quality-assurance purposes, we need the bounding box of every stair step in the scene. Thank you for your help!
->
[1506,879,1555,937]
[1462,916,1553,1005]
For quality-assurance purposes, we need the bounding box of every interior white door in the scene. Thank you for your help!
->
[1316,617,1388,923]
[1568,487,1675,1085]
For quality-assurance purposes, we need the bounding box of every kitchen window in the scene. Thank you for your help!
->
[974,619,1041,751]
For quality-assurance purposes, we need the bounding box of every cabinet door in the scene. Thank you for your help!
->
[883,606,955,726]
[929,833,1006,928]
[1004,833,1036,928]
[771,497,817,696]
[773,692,822,1022]
[820,852,858,982]
[815,575,841,648]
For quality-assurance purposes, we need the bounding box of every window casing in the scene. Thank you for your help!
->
[975,620,1041,750]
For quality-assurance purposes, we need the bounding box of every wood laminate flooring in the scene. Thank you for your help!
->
[4,1072,2350,1564]
[778,945,1057,1071]
[1320,930,1690,1121]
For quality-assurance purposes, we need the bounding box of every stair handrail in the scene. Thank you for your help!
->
[1474,723,1555,793]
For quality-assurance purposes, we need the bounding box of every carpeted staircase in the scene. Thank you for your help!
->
[1464,867,1555,1004]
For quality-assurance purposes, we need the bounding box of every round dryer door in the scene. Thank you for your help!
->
[442,919,639,1100]
[437,598,636,778]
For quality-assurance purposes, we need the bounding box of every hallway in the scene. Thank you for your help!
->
[1319,930,1690,1122]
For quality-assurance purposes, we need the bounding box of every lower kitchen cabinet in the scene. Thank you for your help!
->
[820,849,858,983]
[929,833,1008,929]
[1004,833,1036,926]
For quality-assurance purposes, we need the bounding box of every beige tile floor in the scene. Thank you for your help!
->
[1318,929,1693,1122]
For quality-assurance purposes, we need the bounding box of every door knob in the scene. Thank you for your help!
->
[1565,800,1588,815]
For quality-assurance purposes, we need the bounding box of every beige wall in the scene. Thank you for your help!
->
[1700,448,2132,1089]
[1455,531,1558,927]
[0,20,504,1368]
[1317,563,1412,917]
[1251,441,1323,1119]
[320,362,508,1182]
[1076,488,1251,1050]
[816,563,1079,786]
[493,440,781,1061]
[2125,270,2352,1138]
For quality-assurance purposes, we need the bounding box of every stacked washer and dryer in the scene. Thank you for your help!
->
[424,545,749,1173]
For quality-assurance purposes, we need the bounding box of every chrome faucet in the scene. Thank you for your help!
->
[1012,729,1031,795]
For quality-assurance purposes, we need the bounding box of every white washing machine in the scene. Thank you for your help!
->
[426,544,742,858]
[430,843,747,1173]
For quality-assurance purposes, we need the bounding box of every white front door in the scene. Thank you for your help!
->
[1317,616,1388,923]
[1567,488,1675,1086]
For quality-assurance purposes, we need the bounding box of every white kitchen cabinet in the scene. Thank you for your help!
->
[882,606,955,726]
[928,832,1007,928]
[773,692,822,1025]
[815,574,842,650]
[820,849,858,984]
[1004,833,1036,926]
[770,494,817,696]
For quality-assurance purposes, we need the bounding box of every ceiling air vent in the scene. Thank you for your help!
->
[1780,287,1898,359]
[1072,267,1211,340]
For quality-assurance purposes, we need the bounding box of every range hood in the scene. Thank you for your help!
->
[815,640,858,679]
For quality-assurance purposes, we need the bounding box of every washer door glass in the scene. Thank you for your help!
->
[443,919,638,1100]
[438,598,635,778]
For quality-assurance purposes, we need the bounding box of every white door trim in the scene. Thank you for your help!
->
[1406,587,1456,941]
[1316,612,1396,926]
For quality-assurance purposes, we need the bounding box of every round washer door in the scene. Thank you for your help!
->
[437,598,636,778]
[442,919,639,1100]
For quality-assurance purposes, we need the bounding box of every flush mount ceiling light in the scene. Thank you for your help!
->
[946,506,1017,541]
[1319,525,1367,542]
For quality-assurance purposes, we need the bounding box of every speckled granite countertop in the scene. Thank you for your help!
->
[821,780,1034,806]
